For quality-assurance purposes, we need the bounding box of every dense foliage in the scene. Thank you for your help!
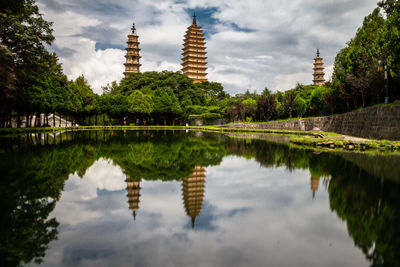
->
[99,72,229,125]
[329,1,400,113]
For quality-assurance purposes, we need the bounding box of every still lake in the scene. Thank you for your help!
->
[1,130,399,267]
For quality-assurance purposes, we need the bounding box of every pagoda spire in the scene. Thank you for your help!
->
[123,21,141,77]
[193,12,197,25]
[192,217,196,229]
[131,22,136,33]
[313,48,325,86]
[181,13,208,83]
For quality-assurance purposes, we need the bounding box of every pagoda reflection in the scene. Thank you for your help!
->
[310,174,331,199]
[126,176,141,220]
[182,166,206,229]
[311,175,320,199]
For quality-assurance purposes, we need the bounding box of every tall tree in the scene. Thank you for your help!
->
[380,1,400,99]
[282,90,297,118]
[331,8,386,111]
[0,0,55,126]
[154,87,182,125]
[257,94,276,121]
[0,45,15,127]
[128,90,154,124]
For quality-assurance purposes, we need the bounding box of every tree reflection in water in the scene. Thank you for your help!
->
[0,130,399,266]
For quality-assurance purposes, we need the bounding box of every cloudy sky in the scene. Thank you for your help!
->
[37,0,380,95]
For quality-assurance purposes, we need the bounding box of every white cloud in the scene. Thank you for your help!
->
[55,37,125,94]
[52,159,127,225]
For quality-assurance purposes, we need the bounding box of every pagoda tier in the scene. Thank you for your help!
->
[183,40,206,45]
[182,46,207,52]
[182,72,208,77]
[182,54,207,60]
[126,177,141,220]
[313,49,325,86]
[125,47,140,51]
[182,60,208,67]
[181,45,207,52]
[182,44,207,52]
[184,35,205,41]
[182,166,206,228]
[182,66,208,71]
[181,13,208,83]
[123,23,141,77]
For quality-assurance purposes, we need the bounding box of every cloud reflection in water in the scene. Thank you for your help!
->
[41,156,367,267]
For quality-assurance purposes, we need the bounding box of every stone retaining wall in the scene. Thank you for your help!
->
[225,105,400,140]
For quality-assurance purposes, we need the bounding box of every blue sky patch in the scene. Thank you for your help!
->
[185,7,219,37]
[95,42,125,51]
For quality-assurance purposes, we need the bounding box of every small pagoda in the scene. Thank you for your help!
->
[182,166,206,228]
[181,13,208,83]
[313,49,325,86]
[126,176,141,220]
[310,175,320,199]
[124,22,141,77]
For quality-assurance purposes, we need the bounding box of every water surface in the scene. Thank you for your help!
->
[1,130,399,266]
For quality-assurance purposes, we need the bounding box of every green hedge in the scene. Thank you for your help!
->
[189,112,221,121]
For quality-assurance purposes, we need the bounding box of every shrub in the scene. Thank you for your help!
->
[188,113,221,121]
[203,112,221,120]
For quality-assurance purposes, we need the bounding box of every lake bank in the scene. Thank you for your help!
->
[222,104,400,140]
[1,125,399,153]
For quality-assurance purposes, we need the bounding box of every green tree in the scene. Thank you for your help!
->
[262,87,272,96]
[0,45,15,127]
[128,90,154,124]
[257,94,276,121]
[242,98,257,120]
[309,86,328,115]
[330,4,400,112]
[378,0,398,16]
[282,90,297,118]
[154,88,174,125]
[196,81,228,101]
[70,75,96,125]
[128,90,153,115]
[380,1,400,94]
[0,0,55,126]
[294,95,307,117]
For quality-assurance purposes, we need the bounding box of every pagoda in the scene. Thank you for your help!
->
[126,176,141,220]
[181,13,208,83]
[182,166,206,228]
[123,22,141,77]
[310,175,320,199]
[313,49,325,86]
